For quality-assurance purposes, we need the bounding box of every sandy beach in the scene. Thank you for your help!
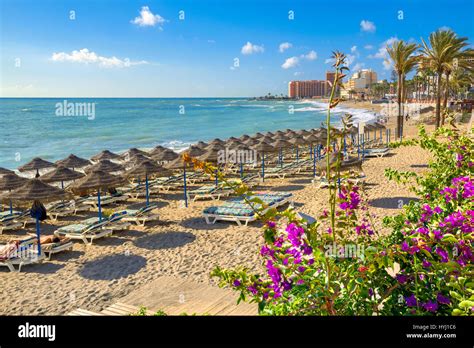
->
[0,140,432,315]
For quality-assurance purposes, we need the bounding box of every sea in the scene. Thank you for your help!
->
[0,98,378,169]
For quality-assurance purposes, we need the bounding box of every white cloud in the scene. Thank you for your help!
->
[352,62,365,71]
[351,45,357,53]
[282,56,299,69]
[439,26,451,31]
[383,60,393,70]
[364,44,374,50]
[241,42,264,55]
[346,54,356,66]
[302,50,317,60]
[279,42,292,53]
[325,58,334,64]
[208,39,216,44]
[51,48,148,68]
[367,37,399,70]
[294,71,303,76]
[360,20,376,33]
[131,6,166,28]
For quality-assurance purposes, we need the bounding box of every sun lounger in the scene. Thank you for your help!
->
[0,212,23,234]
[54,217,113,244]
[203,192,293,226]
[362,147,390,158]
[0,237,45,272]
[25,234,74,260]
[186,184,232,202]
[120,204,160,227]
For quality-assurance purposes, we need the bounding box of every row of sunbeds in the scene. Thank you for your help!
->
[0,203,160,272]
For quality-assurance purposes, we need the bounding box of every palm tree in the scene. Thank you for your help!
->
[420,29,474,128]
[387,40,419,138]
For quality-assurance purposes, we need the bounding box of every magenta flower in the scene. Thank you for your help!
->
[405,294,417,307]
[422,300,438,312]
[437,293,451,305]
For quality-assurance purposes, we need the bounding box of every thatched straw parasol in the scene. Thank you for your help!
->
[86,160,124,173]
[55,154,91,169]
[209,138,225,145]
[70,170,124,221]
[40,166,85,188]
[194,141,209,150]
[0,167,14,176]
[252,140,274,182]
[121,148,148,161]
[239,134,251,141]
[0,179,69,255]
[164,156,193,207]
[185,146,205,157]
[125,153,150,165]
[18,157,55,177]
[148,145,168,157]
[0,173,30,213]
[125,160,171,206]
[152,149,179,162]
[91,150,121,162]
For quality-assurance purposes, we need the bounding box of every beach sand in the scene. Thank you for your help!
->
[0,143,432,315]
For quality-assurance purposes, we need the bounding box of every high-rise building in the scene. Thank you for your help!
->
[288,80,328,98]
[341,69,378,98]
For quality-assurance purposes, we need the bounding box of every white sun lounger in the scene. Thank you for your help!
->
[120,204,160,227]
[54,218,113,245]
[0,237,46,272]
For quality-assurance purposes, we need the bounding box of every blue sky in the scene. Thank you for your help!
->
[1,0,473,97]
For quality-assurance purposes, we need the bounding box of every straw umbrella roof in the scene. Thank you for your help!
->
[0,167,14,176]
[226,140,244,149]
[125,153,150,164]
[239,134,251,141]
[194,141,209,150]
[265,131,275,136]
[70,170,124,192]
[85,160,124,173]
[287,136,307,146]
[364,124,377,132]
[205,143,225,152]
[125,160,171,178]
[272,138,292,148]
[227,136,240,142]
[0,178,68,203]
[304,134,324,144]
[275,130,287,136]
[152,149,179,162]
[252,140,275,153]
[55,154,91,168]
[198,150,219,163]
[0,173,29,191]
[18,157,55,172]
[40,166,85,183]
[296,129,312,136]
[164,156,193,170]
[243,137,259,146]
[148,145,168,156]
[121,148,148,160]
[210,138,225,145]
[373,122,386,129]
[185,146,205,157]
[91,150,121,162]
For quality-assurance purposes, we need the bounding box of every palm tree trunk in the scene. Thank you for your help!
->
[435,72,442,128]
[397,72,403,138]
[442,72,451,125]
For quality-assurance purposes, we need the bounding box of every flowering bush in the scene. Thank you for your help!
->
[211,123,473,316]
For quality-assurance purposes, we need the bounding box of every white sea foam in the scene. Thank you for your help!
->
[295,100,378,124]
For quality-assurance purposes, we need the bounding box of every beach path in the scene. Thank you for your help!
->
[115,276,256,315]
